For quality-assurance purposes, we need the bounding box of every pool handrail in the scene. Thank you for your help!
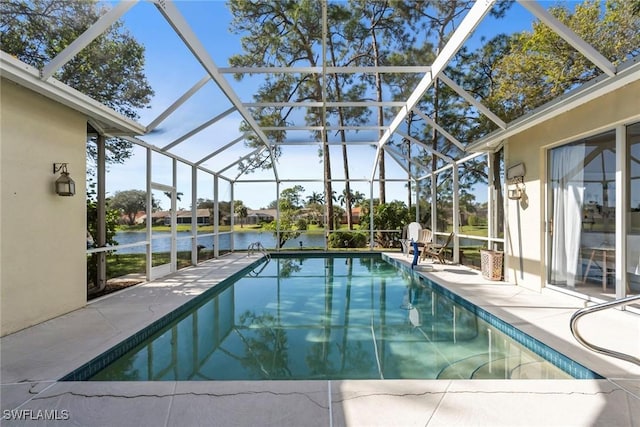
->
[248,241,270,260]
[569,294,640,366]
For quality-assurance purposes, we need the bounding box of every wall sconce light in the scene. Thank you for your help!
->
[53,163,76,196]
[506,162,525,200]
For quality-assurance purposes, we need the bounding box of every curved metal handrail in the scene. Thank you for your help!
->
[570,294,640,366]
[247,241,270,260]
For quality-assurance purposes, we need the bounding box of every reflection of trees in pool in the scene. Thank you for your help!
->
[91,351,142,380]
[306,257,376,378]
[235,311,291,379]
[277,258,302,278]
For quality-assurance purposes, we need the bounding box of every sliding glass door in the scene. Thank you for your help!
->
[627,123,640,296]
[548,131,616,293]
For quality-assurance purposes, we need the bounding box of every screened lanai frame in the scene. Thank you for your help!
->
[2,0,638,286]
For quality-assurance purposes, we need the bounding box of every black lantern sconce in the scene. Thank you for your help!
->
[53,163,76,196]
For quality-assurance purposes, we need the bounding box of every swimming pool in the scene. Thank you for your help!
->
[74,254,598,381]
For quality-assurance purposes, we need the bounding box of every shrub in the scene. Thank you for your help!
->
[328,231,367,248]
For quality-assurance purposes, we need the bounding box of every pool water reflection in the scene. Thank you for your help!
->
[91,256,572,380]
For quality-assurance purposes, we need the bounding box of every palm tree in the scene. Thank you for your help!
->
[351,190,366,207]
[234,200,248,228]
[306,191,325,206]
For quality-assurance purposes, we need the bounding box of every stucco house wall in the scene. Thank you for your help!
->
[504,79,640,291]
[1,79,87,336]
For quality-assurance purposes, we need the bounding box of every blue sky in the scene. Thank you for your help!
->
[100,1,583,210]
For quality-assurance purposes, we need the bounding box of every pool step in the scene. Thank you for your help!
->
[438,354,571,379]
[437,354,541,379]
[471,356,530,379]
[437,353,501,379]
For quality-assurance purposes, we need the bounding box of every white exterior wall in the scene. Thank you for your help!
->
[1,79,87,336]
[505,79,640,292]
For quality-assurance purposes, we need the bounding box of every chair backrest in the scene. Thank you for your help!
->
[417,229,432,244]
[407,222,422,241]
[438,232,454,253]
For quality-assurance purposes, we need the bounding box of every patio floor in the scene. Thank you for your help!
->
[1,252,638,426]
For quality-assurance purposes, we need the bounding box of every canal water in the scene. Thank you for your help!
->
[113,230,328,253]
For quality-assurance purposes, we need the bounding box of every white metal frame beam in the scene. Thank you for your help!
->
[396,131,454,164]
[161,106,236,151]
[146,75,211,132]
[195,135,245,166]
[217,146,265,175]
[272,140,382,146]
[382,145,428,175]
[411,108,465,151]
[218,66,432,74]
[41,1,138,80]
[438,73,506,129]
[383,147,412,176]
[518,0,616,77]
[235,148,272,181]
[370,0,495,179]
[245,101,404,108]
[467,60,640,152]
[152,0,279,181]
[261,125,388,131]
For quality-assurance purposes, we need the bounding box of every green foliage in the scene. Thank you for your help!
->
[237,311,291,378]
[295,218,308,231]
[86,201,120,247]
[331,205,345,230]
[235,200,248,227]
[360,200,410,247]
[86,178,119,247]
[304,202,324,225]
[279,185,305,210]
[306,192,325,205]
[86,178,120,287]
[262,186,314,247]
[108,189,154,225]
[264,214,301,248]
[228,0,323,173]
[328,231,367,248]
[467,214,478,227]
[488,0,640,119]
[228,0,338,226]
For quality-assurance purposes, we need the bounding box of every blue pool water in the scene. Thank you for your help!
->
[80,255,597,381]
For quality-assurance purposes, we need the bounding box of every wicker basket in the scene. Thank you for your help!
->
[480,250,503,281]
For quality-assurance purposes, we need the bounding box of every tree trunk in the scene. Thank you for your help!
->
[371,25,386,204]
[328,36,353,230]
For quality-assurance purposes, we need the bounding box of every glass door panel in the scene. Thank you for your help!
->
[151,187,175,279]
[548,131,616,294]
[627,123,640,298]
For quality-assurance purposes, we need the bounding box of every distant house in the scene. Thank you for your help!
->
[139,211,169,225]
[243,209,275,225]
[136,209,212,226]
[175,209,212,225]
[341,206,362,224]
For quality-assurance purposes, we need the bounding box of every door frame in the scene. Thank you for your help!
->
[149,183,177,280]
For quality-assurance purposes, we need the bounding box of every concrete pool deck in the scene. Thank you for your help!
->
[1,252,638,426]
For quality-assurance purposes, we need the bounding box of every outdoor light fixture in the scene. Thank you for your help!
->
[53,163,76,196]
[506,162,526,200]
